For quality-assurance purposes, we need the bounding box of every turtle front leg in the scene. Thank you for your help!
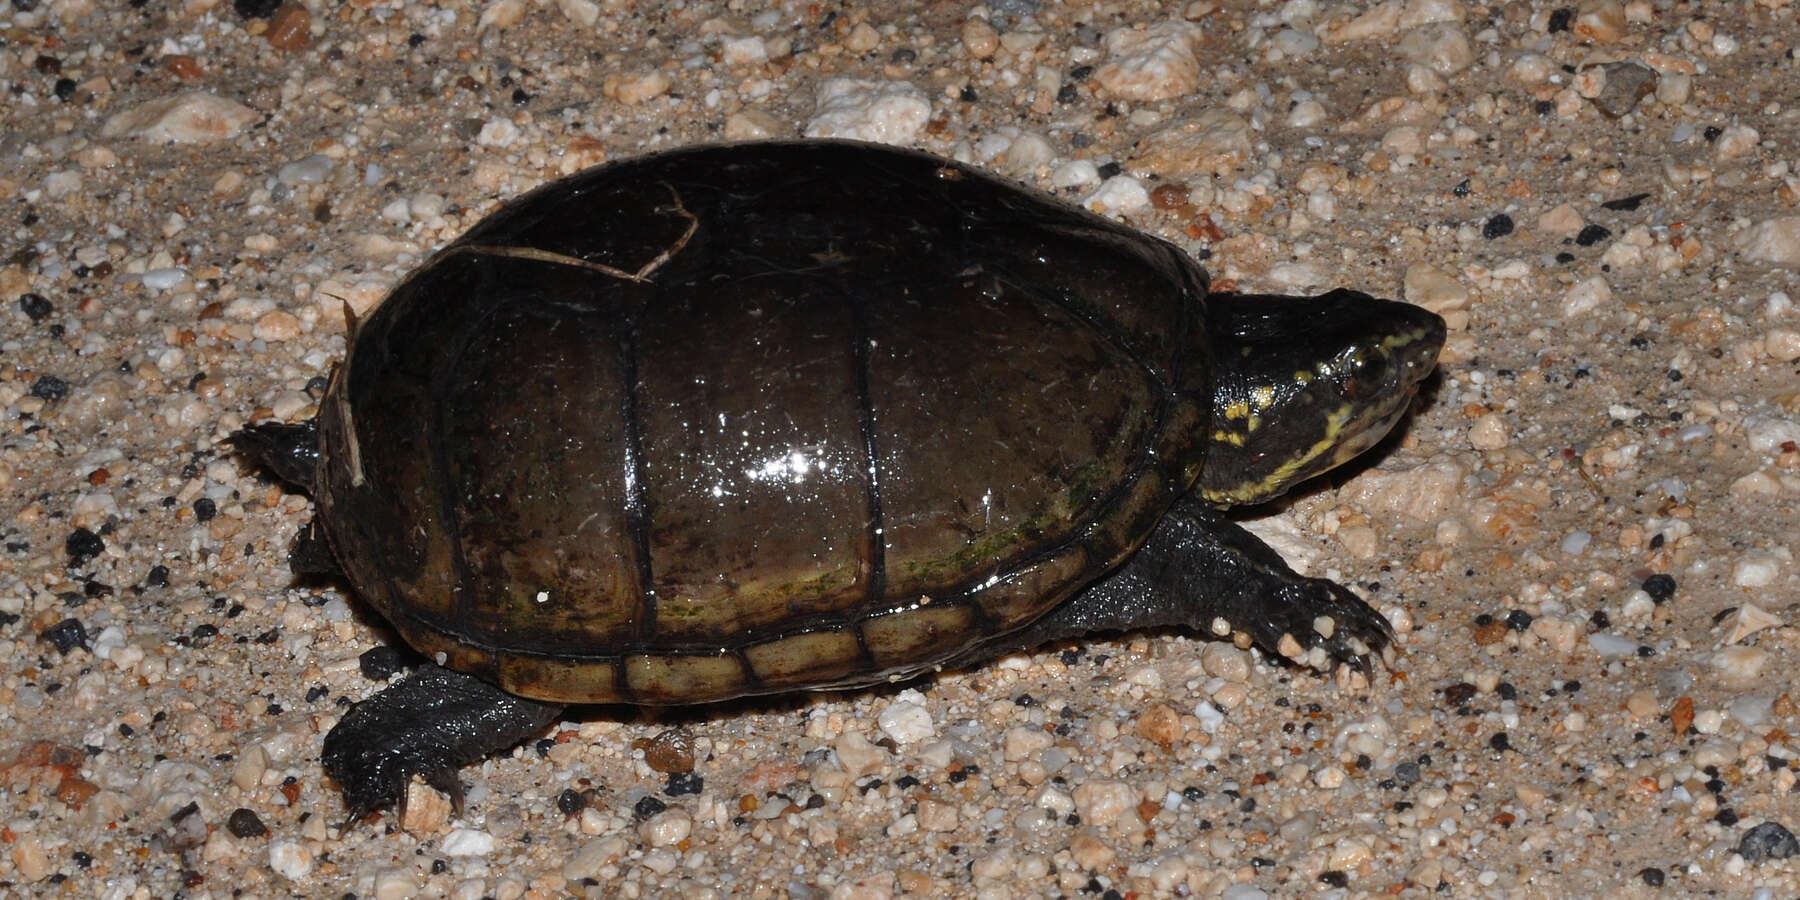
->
[323,664,566,826]
[964,495,1394,675]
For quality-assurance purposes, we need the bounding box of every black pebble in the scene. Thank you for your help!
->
[1481,214,1514,239]
[1641,574,1676,603]
[30,374,69,402]
[53,77,76,101]
[1637,867,1664,886]
[41,618,89,654]
[1318,870,1349,888]
[144,565,171,588]
[1737,822,1800,862]
[632,795,667,820]
[557,788,586,815]
[665,771,704,796]
[1601,193,1650,211]
[1488,732,1511,752]
[192,497,218,522]
[1547,8,1574,32]
[1505,610,1533,632]
[18,293,52,320]
[226,808,269,838]
[1574,224,1611,246]
[232,0,281,18]
[65,528,104,566]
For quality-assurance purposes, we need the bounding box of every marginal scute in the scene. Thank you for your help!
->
[862,603,976,670]
[970,545,1093,631]
[496,653,621,704]
[743,630,862,687]
[626,652,745,703]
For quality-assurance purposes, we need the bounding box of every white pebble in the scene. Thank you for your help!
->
[1732,552,1784,587]
[268,841,313,880]
[278,154,334,186]
[1193,700,1225,733]
[139,268,189,292]
[804,78,930,144]
[638,809,691,847]
[476,117,520,148]
[1765,330,1800,362]
[1468,412,1509,449]
[441,828,495,856]
[373,869,419,900]
[1051,159,1101,189]
[562,836,627,880]
[1745,416,1800,453]
[101,91,257,143]
[721,35,768,66]
[1286,100,1326,128]
[1586,632,1639,657]
[1560,530,1591,555]
[1084,175,1151,216]
[1560,277,1613,318]
[1093,21,1202,101]
[1737,217,1800,267]
[1729,695,1774,728]
[1070,779,1137,829]
[876,699,935,744]
[1002,724,1052,761]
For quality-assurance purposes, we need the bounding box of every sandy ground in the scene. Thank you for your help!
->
[4,0,1800,897]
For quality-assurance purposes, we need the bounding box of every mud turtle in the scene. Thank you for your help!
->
[237,139,1444,820]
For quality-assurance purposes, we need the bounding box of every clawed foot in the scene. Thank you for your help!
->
[1215,576,1394,678]
[321,664,566,828]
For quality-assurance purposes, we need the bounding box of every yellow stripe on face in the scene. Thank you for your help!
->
[1204,403,1353,504]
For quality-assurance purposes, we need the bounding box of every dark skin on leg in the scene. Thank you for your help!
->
[322,494,1389,822]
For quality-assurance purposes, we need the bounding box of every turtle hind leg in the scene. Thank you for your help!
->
[230,420,322,495]
[972,495,1393,675]
[322,664,565,827]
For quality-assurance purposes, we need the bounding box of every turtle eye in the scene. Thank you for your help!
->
[1347,352,1388,399]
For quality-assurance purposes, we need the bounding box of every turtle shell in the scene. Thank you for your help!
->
[313,140,1212,704]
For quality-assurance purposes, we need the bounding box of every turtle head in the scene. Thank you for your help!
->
[1196,289,1445,506]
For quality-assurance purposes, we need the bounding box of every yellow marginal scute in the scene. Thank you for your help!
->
[863,604,973,670]
[627,652,745,703]
[744,630,861,688]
